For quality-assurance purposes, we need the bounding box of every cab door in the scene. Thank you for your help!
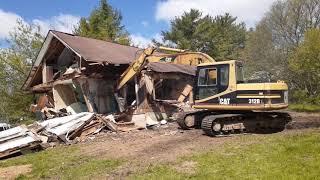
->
[195,65,229,101]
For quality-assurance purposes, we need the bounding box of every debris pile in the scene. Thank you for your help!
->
[4,32,200,160]
[0,112,133,159]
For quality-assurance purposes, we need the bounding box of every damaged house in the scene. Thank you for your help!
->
[22,30,140,119]
[126,62,196,125]
[0,31,202,159]
[23,31,198,123]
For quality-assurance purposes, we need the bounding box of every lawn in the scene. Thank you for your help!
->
[289,104,320,112]
[133,130,320,180]
[0,146,122,179]
[0,130,319,179]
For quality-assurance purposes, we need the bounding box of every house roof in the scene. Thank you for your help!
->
[22,30,141,91]
[146,62,196,76]
[51,31,140,64]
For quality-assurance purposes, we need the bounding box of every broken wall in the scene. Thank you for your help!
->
[133,71,194,120]
[76,78,119,114]
[53,84,77,110]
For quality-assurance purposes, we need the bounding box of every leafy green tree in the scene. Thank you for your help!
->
[289,29,320,104]
[244,0,320,79]
[160,9,246,60]
[0,20,44,124]
[74,0,130,45]
[243,19,286,79]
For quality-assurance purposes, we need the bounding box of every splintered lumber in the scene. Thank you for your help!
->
[78,121,106,139]
[96,115,118,132]
[67,116,97,140]
[178,84,193,102]
[28,123,45,134]
[69,114,119,140]
[116,122,137,132]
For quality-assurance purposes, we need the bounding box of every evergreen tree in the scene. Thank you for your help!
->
[74,0,130,45]
[160,9,246,60]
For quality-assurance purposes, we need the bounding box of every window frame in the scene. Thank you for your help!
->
[236,63,245,84]
[197,68,218,87]
[220,66,229,86]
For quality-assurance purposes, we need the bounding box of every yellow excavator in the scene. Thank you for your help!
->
[117,47,291,136]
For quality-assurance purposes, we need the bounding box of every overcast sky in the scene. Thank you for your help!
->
[0,0,277,48]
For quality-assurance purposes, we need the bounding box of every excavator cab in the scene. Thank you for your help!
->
[193,60,289,111]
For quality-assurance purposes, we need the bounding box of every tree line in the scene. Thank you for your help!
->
[0,0,319,123]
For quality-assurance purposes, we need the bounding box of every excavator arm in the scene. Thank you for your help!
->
[116,46,215,90]
[117,47,155,90]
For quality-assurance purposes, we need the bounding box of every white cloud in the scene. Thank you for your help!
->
[130,34,152,48]
[130,33,162,48]
[32,14,80,35]
[0,9,24,39]
[0,9,80,40]
[155,0,277,27]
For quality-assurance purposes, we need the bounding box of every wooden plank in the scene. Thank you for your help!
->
[178,84,193,102]
[46,66,54,82]
[67,115,95,140]
[96,115,118,132]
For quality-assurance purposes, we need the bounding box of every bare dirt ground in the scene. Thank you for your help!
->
[77,110,320,178]
[0,164,32,180]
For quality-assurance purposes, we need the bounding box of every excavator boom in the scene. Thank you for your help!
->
[117,47,155,90]
[116,47,215,90]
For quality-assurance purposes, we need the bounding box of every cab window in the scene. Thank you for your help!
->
[198,68,217,86]
[236,64,245,83]
[220,66,229,86]
[196,65,229,100]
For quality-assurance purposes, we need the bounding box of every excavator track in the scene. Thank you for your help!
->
[175,110,209,130]
[201,114,244,136]
[201,115,219,136]
[177,111,292,137]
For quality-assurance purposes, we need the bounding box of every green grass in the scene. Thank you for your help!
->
[1,130,320,179]
[289,104,320,112]
[132,131,320,179]
[0,146,122,179]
